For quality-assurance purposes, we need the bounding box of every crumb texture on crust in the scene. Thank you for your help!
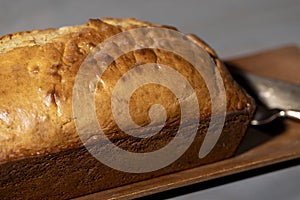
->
[0,18,253,162]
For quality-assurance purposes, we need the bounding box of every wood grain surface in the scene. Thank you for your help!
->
[75,45,300,200]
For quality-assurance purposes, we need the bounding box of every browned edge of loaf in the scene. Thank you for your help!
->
[0,110,253,200]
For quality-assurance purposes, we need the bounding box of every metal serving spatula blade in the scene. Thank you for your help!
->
[228,68,300,126]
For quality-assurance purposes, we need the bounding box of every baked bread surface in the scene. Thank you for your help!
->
[0,18,252,162]
[0,18,256,199]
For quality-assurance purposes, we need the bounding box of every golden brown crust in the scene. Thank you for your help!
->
[0,18,253,163]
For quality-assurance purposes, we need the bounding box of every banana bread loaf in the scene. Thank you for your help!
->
[0,18,255,199]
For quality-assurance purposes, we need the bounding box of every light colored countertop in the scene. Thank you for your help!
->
[1,0,300,199]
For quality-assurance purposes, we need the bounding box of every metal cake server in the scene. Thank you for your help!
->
[228,67,300,126]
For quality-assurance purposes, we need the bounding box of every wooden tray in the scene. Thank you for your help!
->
[75,46,300,200]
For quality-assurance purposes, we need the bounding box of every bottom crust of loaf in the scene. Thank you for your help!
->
[0,108,253,200]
